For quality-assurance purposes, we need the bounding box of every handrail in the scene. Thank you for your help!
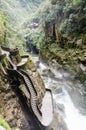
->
[46,88,54,114]
[19,69,42,115]
[19,69,37,95]
[2,47,53,128]
[7,68,42,124]
[17,70,42,116]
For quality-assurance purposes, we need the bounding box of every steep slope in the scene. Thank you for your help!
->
[31,0,86,84]
[38,0,86,60]
[0,0,43,26]
[0,0,44,51]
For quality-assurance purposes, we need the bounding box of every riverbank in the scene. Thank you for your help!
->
[39,42,86,85]
[32,55,86,130]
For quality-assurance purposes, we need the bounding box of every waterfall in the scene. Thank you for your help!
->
[37,58,86,130]
[31,54,86,130]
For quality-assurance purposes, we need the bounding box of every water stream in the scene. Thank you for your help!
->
[31,54,86,130]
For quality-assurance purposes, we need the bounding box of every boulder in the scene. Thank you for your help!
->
[56,103,65,114]
[80,64,86,72]
[76,39,82,46]
[51,85,62,94]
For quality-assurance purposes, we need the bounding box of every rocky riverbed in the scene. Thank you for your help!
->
[31,54,86,130]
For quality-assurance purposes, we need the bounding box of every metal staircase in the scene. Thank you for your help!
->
[20,70,42,121]
[1,47,53,128]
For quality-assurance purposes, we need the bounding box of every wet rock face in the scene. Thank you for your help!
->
[0,47,47,129]
[0,47,51,129]
[45,22,54,37]
[10,49,22,64]
[0,81,30,130]
[18,55,46,106]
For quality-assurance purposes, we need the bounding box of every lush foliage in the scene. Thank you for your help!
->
[0,14,4,45]
[26,0,85,54]
[0,0,44,25]
[0,115,11,130]
[0,0,45,53]
[40,0,86,38]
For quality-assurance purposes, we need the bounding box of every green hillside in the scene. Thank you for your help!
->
[0,0,43,25]
[0,0,44,51]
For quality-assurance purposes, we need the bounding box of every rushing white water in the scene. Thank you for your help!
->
[39,62,47,70]
[54,87,86,130]
[31,55,86,130]
[38,62,86,130]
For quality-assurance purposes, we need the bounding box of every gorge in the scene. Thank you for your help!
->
[0,0,86,130]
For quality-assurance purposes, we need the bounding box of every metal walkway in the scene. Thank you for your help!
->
[1,47,54,128]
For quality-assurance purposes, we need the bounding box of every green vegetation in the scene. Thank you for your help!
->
[73,0,81,5]
[33,0,86,84]
[0,115,11,130]
[24,0,86,54]
[0,0,45,54]
[0,14,25,54]
[0,0,44,25]
[5,19,24,54]
[41,0,86,38]
[0,14,4,46]
[0,115,20,130]
[0,0,86,128]
[26,27,44,51]
[0,0,85,79]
